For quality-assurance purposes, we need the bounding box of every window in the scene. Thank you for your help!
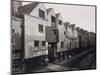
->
[51,16,56,23]
[34,40,39,47]
[39,9,45,19]
[42,41,45,46]
[39,24,43,32]
[12,29,15,43]
[61,41,64,48]
[70,42,71,48]
[64,31,66,35]
[53,29,56,35]
[59,20,62,25]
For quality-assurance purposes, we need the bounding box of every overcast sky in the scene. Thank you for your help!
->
[23,2,96,33]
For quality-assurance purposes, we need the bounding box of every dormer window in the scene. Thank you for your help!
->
[64,31,66,35]
[39,9,45,19]
[51,16,56,23]
[59,20,62,25]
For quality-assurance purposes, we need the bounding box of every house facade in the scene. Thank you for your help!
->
[64,23,79,50]
[21,3,48,58]
[11,1,23,74]
[56,13,67,59]
[72,26,79,49]
[46,8,58,62]
[56,13,66,52]
[18,2,49,72]
[11,16,23,73]
[64,22,72,50]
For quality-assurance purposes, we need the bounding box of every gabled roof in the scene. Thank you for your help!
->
[46,8,53,15]
[69,24,75,30]
[18,2,39,14]
[76,27,80,31]
[64,22,70,29]
[56,13,60,18]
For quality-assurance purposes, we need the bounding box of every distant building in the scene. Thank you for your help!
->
[56,13,66,52]
[64,22,72,50]
[56,13,67,59]
[64,23,79,50]
[72,26,79,49]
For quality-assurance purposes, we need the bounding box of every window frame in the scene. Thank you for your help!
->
[51,15,56,23]
[42,41,45,46]
[39,9,45,19]
[61,41,64,48]
[34,40,39,47]
[59,20,62,25]
[39,24,44,33]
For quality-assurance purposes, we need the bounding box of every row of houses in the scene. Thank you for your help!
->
[11,1,96,74]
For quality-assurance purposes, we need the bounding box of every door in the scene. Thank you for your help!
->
[48,42,57,62]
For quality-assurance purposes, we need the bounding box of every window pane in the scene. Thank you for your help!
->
[59,20,62,25]
[42,41,45,46]
[34,40,39,47]
[39,24,43,32]
[64,31,66,35]
[39,9,45,19]
[51,16,56,23]
[61,41,64,48]
[53,29,56,35]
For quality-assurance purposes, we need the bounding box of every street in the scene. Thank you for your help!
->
[33,48,96,73]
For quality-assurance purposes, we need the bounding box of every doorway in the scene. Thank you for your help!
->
[48,42,57,62]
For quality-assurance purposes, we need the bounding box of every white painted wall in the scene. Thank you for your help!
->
[47,8,56,27]
[67,26,73,38]
[24,3,48,59]
[56,14,67,52]
[72,28,79,48]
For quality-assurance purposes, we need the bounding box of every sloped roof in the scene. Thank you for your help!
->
[76,27,80,31]
[69,24,75,30]
[56,13,60,18]
[64,22,70,29]
[64,22,70,26]
[46,8,53,14]
[18,2,39,14]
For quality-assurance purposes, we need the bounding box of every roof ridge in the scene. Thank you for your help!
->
[18,2,39,14]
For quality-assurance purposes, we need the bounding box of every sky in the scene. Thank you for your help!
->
[22,2,96,33]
